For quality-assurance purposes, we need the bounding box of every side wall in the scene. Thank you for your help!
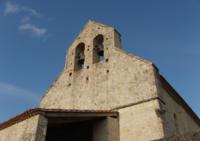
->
[118,99,164,141]
[35,116,48,141]
[155,130,200,141]
[0,115,47,141]
[158,84,200,137]
[93,117,119,141]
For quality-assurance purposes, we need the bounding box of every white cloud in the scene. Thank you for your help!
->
[4,2,41,17]
[4,2,19,15]
[21,6,41,17]
[0,82,39,101]
[19,23,47,37]
[20,16,31,23]
[4,2,48,39]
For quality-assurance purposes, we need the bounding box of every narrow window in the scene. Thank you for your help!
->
[75,43,85,70]
[93,34,104,63]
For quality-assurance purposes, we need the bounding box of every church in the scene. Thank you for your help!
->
[0,20,199,141]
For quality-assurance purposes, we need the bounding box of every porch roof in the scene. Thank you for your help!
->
[0,108,118,130]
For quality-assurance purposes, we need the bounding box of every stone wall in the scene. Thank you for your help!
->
[118,99,164,141]
[93,117,119,141]
[157,86,200,137]
[0,115,47,141]
[35,116,48,141]
[40,20,159,111]
[155,130,200,141]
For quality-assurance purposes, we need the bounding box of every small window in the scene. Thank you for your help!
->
[75,43,85,70]
[93,34,104,63]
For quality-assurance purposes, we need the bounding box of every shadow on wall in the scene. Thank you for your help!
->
[154,130,200,141]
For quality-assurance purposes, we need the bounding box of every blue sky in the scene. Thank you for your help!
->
[0,0,199,122]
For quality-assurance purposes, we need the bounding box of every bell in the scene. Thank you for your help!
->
[77,52,85,67]
[78,59,84,65]
[97,45,104,56]
[78,52,85,60]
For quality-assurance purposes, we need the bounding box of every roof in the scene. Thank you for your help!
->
[159,75,200,126]
[0,108,118,131]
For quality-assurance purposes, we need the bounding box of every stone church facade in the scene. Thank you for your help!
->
[0,20,199,141]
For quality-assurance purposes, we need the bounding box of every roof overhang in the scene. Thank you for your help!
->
[0,108,118,130]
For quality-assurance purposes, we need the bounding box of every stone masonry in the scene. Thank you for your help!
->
[39,20,200,140]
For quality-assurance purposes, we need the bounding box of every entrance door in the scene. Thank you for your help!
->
[46,120,94,141]
[45,116,118,141]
